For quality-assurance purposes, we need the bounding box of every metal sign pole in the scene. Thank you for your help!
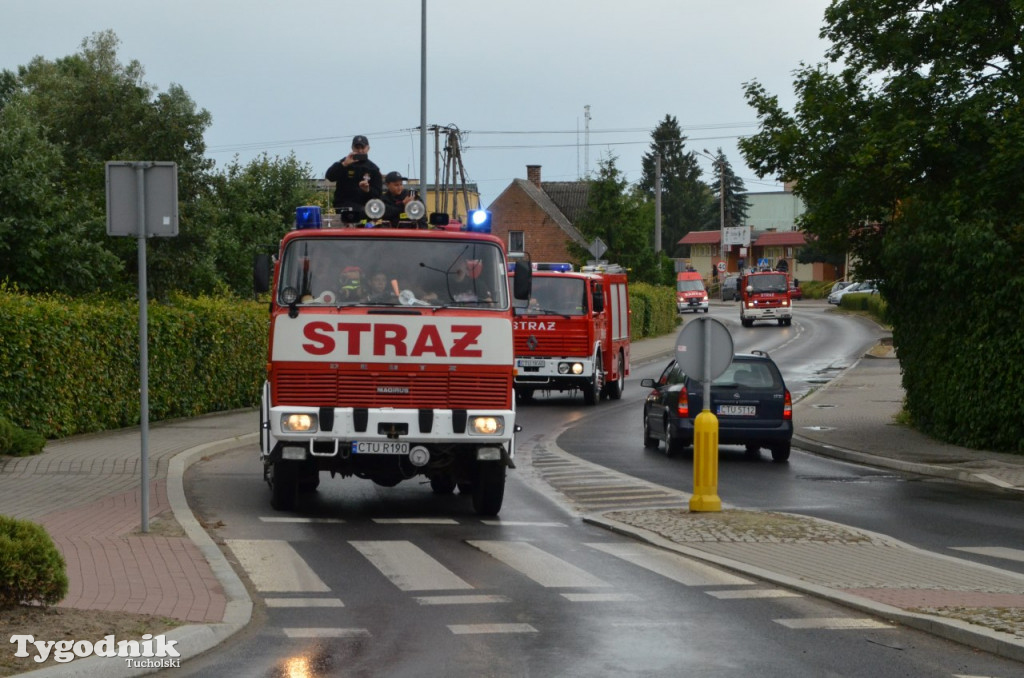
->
[135,163,150,534]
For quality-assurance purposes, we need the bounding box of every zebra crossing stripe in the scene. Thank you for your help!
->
[373,518,459,525]
[447,623,537,635]
[414,594,511,605]
[775,617,894,630]
[467,540,609,588]
[225,539,329,593]
[706,589,801,600]
[587,542,751,586]
[265,598,344,607]
[283,628,370,638]
[350,540,473,591]
[562,593,639,602]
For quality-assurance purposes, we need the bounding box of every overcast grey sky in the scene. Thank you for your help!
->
[2,0,833,206]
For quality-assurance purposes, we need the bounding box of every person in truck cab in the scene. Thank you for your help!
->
[364,269,399,303]
[379,171,423,227]
[337,265,364,301]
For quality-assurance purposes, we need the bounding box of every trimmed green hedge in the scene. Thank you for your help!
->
[0,290,266,439]
[628,283,678,339]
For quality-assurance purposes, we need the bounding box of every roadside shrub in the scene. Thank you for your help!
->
[0,417,46,456]
[628,283,676,339]
[0,516,68,607]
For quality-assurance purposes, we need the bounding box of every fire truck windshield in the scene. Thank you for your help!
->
[515,276,586,316]
[748,273,788,293]
[277,237,508,309]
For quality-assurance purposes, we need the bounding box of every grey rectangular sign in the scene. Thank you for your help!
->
[105,161,179,237]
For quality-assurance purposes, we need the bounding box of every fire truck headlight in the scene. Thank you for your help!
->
[281,413,317,432]
[571,362,584,375]
[557,363,570,375]
[470,416,504,435]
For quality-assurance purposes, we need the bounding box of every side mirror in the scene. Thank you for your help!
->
[253,254,271,294]
[640,378,656,388]
[512,257,532,300]
[592,284,605,314]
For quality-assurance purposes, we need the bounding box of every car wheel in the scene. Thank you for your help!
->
[770,442,791,463]
[665,420,685,456]
[643,415,659,450]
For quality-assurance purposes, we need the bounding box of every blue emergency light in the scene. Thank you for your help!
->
[535,262,573,272]
[295,206,322,230]
[465,209,492,233]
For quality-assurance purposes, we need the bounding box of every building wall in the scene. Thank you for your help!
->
[490,185,575,262]
[745,191,805,232]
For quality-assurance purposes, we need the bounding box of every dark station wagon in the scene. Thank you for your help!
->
[641,351,793,462]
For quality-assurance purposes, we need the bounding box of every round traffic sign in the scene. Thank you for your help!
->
[716,261,726,272]
[675,317,733,382]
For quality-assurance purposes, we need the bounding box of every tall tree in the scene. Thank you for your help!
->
[573,154,667,284]
[739,0,1024,452]
[638,115,716,256]
[703,148,750,231]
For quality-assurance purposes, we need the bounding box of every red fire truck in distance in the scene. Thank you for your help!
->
[739,269,792,327]
[509,262,630,405]
[254,205,531,515]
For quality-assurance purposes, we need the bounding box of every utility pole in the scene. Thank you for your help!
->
[654,152,662,253]
[700,149,726,270]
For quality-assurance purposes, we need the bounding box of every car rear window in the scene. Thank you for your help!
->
[712,361,779,389]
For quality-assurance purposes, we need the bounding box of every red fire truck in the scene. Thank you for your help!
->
[254,205,531,515]
[509,262,630,405]
[739,269,792,327]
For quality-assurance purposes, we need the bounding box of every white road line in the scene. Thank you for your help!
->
[587,542,751,586]
[775,618,895,630]
[225,539,330,593]
[265,598,344,607]
[707,589,801,600]
[350,540,473,591]
[467,540,610,588]
[952,546,1024,563]
[561,593,640,602]
[479,521,567,527]
[283,628,371,638]
[259,517,346,523]
[448,623,538,635]
[414,594,511,605]
[372,518,459,524]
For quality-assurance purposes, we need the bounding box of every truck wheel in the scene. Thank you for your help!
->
[430,475,457,495]
[472,462,506,516]
[582,353,603,405]
[741,318,754,328]
[270,461,298,511]
[605,353,625,400]
[516,388,534,403]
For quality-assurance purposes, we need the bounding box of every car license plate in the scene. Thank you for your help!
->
[517,359,545,367]
[717,405,756,416]
[352,441,410,455]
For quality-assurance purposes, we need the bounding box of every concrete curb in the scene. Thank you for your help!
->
[583,513,1024,665]
[18,435,257,677]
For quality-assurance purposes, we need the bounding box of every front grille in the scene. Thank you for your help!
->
[514,328,589,356]
[273,368,510,409]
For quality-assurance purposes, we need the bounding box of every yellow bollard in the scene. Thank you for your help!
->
[689,408,722,512]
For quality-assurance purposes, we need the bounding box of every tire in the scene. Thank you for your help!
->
[778,319,785,326]
[741,317,754,328]
[472,462,506,516]
[665,420,685,456]
[457,481,473,495]
[516,388,534,403]
[582,354,603,406]
[784,318,793,326]
[770,442,791,463]
[605,353,625,400]
[430,475,457,495]
[270,461,298,511]
[297,461,319,493]
[643,415,659,449]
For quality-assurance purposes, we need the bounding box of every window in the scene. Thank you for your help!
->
[509,231,524,253]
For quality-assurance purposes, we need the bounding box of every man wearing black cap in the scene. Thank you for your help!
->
[325,135,382,215]
[380,171,423,227]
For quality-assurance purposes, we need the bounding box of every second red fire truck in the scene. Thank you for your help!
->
[509,262,630,405]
